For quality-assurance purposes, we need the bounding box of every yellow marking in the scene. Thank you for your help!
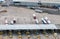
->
[0,32,3,35]
[27,35,31,39]
[4,36,9,39]
[37,35,40,39]
[0,35,3,39]
[26,32,30,35]
[0,32,3,39]
[9,35,13,38]
[18,35,22,39]
[9,32,12,35]
[34,35,36,38]
[53,33,57,39]
[45,35,49,39]
[18,32,21,35]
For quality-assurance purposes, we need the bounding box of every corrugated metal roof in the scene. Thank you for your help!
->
[0,24,57,30]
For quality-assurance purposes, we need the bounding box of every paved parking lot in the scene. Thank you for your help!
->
[0,6,60,24]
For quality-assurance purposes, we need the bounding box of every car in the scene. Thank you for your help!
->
[35,9,43,13]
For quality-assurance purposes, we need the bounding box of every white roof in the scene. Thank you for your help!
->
[40,0,60,3]
[0,24,57,30]
[13,0,38,2]
[0,0,38,2]
[1,0,60,3]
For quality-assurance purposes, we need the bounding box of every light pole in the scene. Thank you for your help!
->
[58,7,60,14]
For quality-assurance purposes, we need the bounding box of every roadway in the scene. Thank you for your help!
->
[40,7,60,15]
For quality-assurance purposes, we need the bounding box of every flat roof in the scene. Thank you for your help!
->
[2,0,39,2]
[0,24,57,30]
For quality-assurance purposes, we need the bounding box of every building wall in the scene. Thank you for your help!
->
[2,0,13,6]
[39,0,60,7]
[20,2,39,7]
[13,2,39,7]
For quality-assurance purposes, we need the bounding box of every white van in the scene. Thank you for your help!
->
[35,9,43,13]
